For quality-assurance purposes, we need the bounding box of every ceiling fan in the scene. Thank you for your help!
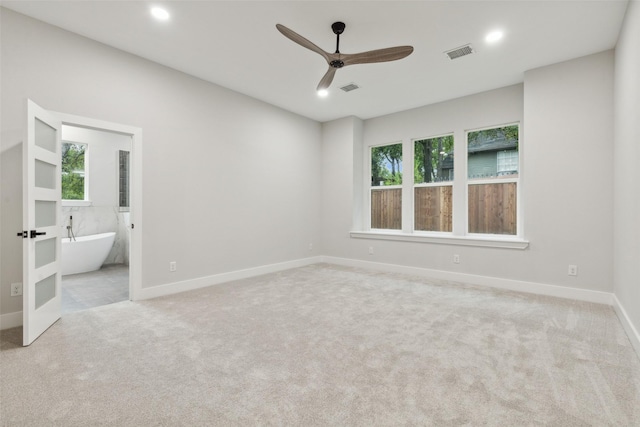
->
[276,21,414,91]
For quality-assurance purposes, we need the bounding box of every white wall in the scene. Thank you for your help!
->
[321,51,614,294]
[523,51,614,292]
[614,1,640,342]
[0,9,322,317]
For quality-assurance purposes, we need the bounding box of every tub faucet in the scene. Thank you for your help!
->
[67,216,76,241]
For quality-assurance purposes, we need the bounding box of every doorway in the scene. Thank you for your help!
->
[59,124,132,313]
[54,111,142,311]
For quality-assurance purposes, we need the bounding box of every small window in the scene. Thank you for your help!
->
[497,150,519,176]
[119,150,130,211]
[61,142,87,200]
[371,143,402,229]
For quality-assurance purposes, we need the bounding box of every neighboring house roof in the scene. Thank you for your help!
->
[468,134,518,154]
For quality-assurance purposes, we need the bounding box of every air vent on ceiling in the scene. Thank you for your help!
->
[444,44,474,60]
[340,83,360,92]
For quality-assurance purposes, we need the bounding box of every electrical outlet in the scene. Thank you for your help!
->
[10,282,22,297]
[309,243,313,251]
[568,265,578,276]
[368,247,374,255]
[453,254,460,264]
[169,261,177,272]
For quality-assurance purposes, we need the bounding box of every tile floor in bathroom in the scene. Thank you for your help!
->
[62,264,129,314]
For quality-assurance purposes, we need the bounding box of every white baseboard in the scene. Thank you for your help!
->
[612,294,640,357]
[321,256,614,305]
[135,256,323,301]
[0,310,23,330]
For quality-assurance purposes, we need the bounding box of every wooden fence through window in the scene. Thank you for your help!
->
[468,182,517,235]
[371,188,402,229]
[371,182,516,235]
[414,186,452,232]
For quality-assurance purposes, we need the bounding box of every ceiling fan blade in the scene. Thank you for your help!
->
[342,46,414,66]
[317,67,337,91]
[276,24,330,63]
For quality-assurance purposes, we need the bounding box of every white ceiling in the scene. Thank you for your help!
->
[1,1,629,122]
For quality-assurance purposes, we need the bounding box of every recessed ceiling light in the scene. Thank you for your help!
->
[151,7,170,21]
[317,89,329,98]
[485,30,504,43]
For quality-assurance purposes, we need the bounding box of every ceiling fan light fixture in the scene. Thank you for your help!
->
[317,89,329,98]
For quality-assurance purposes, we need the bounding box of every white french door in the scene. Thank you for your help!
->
[22,100,62,346]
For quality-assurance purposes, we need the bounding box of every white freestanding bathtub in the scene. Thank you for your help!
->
[61,232,116,276]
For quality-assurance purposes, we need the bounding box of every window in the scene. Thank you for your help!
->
[119,150,130,211]
[467,125,519,235]
[497,150,519,176]
[370,143,402,230]
[362,122,522,245]
[414,135,454,232]
[61,142,87,200]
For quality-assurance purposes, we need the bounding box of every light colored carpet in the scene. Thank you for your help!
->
[1,263,639,425]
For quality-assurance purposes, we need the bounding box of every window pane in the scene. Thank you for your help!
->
[468,182,517,235]
[467,125,518,180]
[371,143,402,186]
[35,160,56,190]
[35,274,56,309]
[414,185,452,232]
[414,135,454,183]
[371,188,402,229]
[35,118,57,153]
[61,143,86,200]
[119,150,130,209]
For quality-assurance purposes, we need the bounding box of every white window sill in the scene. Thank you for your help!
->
[350,230,529,250]
[62,200,92,207]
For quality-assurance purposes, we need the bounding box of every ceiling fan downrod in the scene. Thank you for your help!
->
[330,22,346,68]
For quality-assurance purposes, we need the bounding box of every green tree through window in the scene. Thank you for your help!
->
[414,135,454,183]
[61,143,86,200]
[371,144,402,186]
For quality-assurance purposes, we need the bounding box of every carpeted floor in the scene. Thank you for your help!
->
[1,263,639,425]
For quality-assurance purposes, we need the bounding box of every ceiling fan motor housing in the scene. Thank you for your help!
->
[332,22,346,35]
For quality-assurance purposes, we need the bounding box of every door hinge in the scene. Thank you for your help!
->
[17,231,27,238]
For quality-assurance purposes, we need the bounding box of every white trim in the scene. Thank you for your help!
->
[414,182,454,188]
[321,256,612,305]
[0,311,23,330]
[350,230,529,249]
[136,257,323,301]
[467,177,518,185]
[612,294,640,357]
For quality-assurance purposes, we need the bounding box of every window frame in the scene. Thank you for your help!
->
[61,141,91,207]
[412,132,455,235]
[359,122,527,249]
[465,123,521,238]
[368,141,404,231]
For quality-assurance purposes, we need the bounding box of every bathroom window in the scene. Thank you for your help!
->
[119,150,130,211]
[61,142,88,202]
